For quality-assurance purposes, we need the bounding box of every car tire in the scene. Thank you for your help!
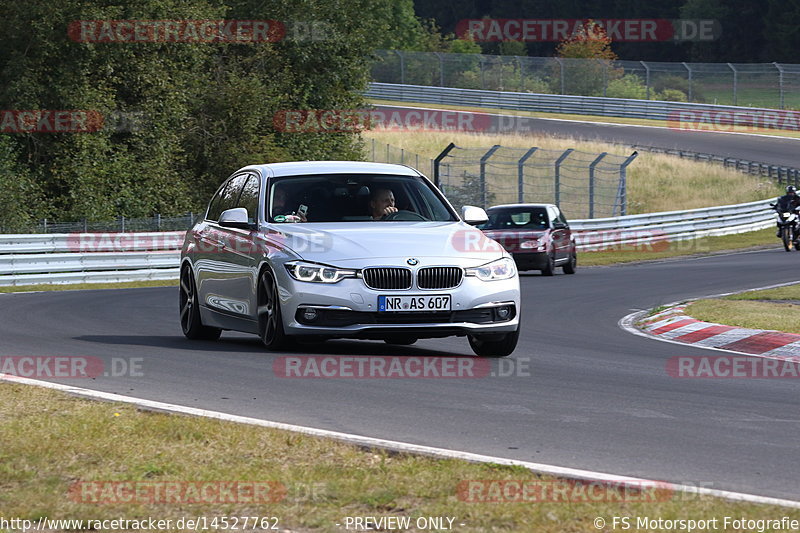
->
[257,268,294,351]
[562,251,577,274]
[179,264,222,340]
[384,337,418,346]
[468,328,520,358]
[541,253,555,276]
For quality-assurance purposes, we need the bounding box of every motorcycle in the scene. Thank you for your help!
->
[771,201,800,252]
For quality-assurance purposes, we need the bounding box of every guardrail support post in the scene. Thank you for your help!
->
[617,151,638,217]
[516,56,524,91]
[393,50,405,85]
[480,145,502,208]
[682,62,693,102]
[728,63,738,106]
[554,149,574,209]
[641,61,650,100]
[775,62,785,110]
[480,56,486,90]
[434,52,444,87]
[433,143,457,187]
[517,147,538,203]
[588,152,608,219]
[556,57,565,94]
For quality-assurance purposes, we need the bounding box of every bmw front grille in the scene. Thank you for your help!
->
[417,266,463,289]
[362,267,413,290]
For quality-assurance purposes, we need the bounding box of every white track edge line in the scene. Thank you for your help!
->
[2,374,798,509]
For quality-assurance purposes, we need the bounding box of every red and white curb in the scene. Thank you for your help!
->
[637,304,800,357]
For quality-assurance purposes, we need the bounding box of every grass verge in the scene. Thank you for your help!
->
[578,228,775,267]
[1,382,798,532]
[0,279,177,294]
[685,282,800,334]
[685,299,800,334]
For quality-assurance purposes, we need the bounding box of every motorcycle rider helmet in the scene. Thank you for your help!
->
[787,186,797,194]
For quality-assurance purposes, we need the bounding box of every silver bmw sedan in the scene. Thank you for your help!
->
[179,161,521,357]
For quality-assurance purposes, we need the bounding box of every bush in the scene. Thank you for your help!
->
[606,74,648,99]
[657,89,689,102]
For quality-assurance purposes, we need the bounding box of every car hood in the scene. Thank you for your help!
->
[264,221,507,267]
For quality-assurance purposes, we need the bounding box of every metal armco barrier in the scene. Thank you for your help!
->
[571,199,774,250]
[365,83,798,128]
[0,200,777,286]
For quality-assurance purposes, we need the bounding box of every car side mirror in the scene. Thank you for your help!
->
[462,205,489,226]
[219,208,253,229]
[553,222,568,229]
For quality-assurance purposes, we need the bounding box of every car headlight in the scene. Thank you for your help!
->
[285,261,357,283]
[466,257,517,281]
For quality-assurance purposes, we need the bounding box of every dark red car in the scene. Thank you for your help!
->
[479,203,577,276]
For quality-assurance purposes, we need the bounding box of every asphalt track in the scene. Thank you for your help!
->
[3,122,800,502]
[2,247,800,500]
[375,104,800,168]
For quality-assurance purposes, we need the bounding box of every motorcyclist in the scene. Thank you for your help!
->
[775,185,800,237]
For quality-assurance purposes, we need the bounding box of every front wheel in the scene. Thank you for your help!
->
[179,265,221,340]
[541,253,555,276]
[782,226,792,251]
[562,251,577,274]
[468,328,520,358]
[257,268,294,351]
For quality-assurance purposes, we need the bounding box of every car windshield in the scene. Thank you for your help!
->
[267,173,458,223]
[479,207,550,230]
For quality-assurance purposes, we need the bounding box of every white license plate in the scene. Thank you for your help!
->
[378,294,451,312]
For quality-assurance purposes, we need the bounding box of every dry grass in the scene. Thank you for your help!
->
[1,382,798,532]
[362,129,780,215]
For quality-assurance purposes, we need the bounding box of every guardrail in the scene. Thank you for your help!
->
[570,199,774,250]
[365,82,796,127]
[0,201,778,285]
[0,231,185,287]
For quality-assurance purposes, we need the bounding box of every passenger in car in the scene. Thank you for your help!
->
[271,187,307,222]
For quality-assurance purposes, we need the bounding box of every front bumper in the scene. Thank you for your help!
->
[277,272,520,339]
[511,251,550,271]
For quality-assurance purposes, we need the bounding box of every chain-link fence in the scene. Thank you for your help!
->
[0,214,199,235]
[364,138,435,176]
[372,50,800,110]
[434,144,637,219]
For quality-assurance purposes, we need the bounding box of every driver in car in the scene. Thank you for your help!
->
[369,188,399,220]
